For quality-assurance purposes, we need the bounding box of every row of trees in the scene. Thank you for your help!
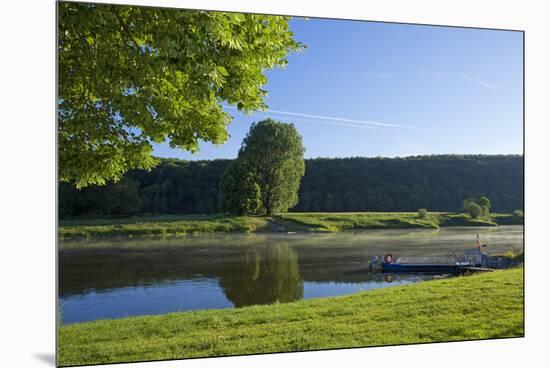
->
[59,154,523,218]
[294,155,523,213]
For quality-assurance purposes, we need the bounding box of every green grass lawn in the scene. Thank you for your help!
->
[59,215,273,238]
[278,212,522,232]
[58,267,523,366]
[59,212,523,238]
[277,212,440,231]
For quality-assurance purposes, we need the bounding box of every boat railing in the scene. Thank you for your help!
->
[394,249,485,266]
[394,256,456,265]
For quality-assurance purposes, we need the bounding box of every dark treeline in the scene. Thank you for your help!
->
[294,155,523,213]
[59,155,523,218]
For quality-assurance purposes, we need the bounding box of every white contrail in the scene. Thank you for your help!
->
[223,105,413,128]
[275,116,378,130]
[475,78,497,89]
[266,108,412,128]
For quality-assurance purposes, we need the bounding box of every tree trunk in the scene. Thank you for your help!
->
[264,185,271,215]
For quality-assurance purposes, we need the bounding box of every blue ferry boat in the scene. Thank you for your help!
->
[377,231,489,273]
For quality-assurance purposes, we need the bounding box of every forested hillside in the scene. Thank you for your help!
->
[59,155,523,218]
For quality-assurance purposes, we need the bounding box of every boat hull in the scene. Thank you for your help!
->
[381,263,463,273]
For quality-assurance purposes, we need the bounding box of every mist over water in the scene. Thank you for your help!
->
[59,226,523,324]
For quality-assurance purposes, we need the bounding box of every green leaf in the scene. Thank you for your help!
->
[231,13,245,23]
[217,66,229,76]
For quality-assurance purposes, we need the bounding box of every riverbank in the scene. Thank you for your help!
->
[58,267,523,366]
[278,212,522,232]
[59,215,273,238]
[59,212,523,239]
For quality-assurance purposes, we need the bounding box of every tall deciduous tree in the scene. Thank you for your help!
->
[463,196,492,218]
[477,196,492,216]
[464,199,482,218]
[221,160,262,215]
[58,2,303,188]
[223,119,305,215]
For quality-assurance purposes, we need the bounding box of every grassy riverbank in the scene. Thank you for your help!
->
[58,267,523,366]
[278,212,522,232]
[59,212,523,238]
[59,215,274,238]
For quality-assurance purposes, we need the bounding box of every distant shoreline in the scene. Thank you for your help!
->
[59,212,523,240]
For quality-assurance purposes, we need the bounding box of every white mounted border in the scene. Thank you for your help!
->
[1,1,547,368]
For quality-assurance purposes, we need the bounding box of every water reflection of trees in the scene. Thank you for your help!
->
[59,243,305,300]
[218,244,303,307]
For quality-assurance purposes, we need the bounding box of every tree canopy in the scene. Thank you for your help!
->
[221,160,262,215]
[221,119,305,215]
[58,2,303,188]
[463,200,483,218]
[463,196,492,218]
[59,155,524,218]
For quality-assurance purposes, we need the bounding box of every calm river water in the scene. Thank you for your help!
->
[59,225,523,324]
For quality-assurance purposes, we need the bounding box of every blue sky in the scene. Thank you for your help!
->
[153,18,523,160]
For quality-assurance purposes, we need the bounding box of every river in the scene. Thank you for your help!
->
[58,225,523,324]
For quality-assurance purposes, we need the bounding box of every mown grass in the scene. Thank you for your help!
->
[58,267,523,366]
[278,212,440,231]
[59,215,271,239]
[59,212,523,238]
[278,212,523,232]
